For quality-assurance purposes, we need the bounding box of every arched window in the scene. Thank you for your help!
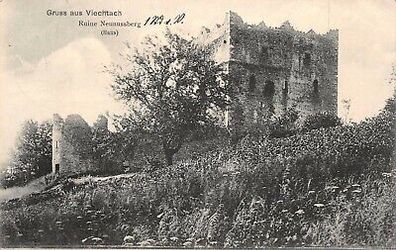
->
[261,46,269,62]
[283,80,289,95]
[263,80,275,98]
[282,80,289,111]
[249,74,256,92]
[313,79,319,102]
[263,80,275,115]
[313,79,319,94]
[303,52,311,67]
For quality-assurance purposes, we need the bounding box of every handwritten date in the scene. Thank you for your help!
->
[143,13,185,26]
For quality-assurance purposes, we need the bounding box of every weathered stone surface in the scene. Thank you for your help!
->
[199,11,338,130]
[52,114,97,175]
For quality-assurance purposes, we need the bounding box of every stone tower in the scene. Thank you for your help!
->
[199,11,338,129]
[51,114,94,175]
[52,114,63,174]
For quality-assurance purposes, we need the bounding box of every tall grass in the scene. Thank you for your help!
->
[1,100,395,247]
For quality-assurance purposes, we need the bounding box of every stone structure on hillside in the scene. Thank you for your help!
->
[51,12,338,175]
[198,11,338,129]
[52,114,98,175]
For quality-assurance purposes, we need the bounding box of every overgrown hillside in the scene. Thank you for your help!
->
[1,97,395,247]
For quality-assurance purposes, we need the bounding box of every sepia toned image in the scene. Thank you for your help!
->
[0,0,395,248]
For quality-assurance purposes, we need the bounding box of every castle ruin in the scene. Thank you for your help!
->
[52,114,96,175]
[198,11,338,129]
[51,12,338,175]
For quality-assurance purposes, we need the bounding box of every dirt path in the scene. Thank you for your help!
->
[72,172,136,185]
[0,172,137,203]
[0,178,46,202]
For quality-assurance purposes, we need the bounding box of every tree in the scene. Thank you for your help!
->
[109,30,229,165]
[92,114,117,173]
[92,114,143,173]
[111,114,143,164]
[3,120,52,187]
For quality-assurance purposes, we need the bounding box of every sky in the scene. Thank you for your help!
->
[0,0,395,167]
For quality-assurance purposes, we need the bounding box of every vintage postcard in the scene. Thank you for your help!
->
[0,0,395,248]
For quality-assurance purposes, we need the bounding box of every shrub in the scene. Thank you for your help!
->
[1,97,395,247]
[300,112,342,132]
[269,108,299,138]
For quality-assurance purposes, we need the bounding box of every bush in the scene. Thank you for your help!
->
[1,97,395,247]
[269,109,299,138]
[300,112,342,132]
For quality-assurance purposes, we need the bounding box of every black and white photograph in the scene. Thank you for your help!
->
[0,0,395,248]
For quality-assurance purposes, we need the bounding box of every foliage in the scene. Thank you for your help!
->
[91,115,122,174]
[0,95,395,247]
[300,112,342,132]
[230,108,299,143]
[111,114,147,164]
[1,165,394,247]
[1,120,52,188]
[108,30,229,165]
[269,108,299,138]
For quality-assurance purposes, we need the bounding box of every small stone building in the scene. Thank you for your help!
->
[198,11,338,129]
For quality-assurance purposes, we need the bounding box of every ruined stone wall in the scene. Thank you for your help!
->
[52,114,94,176]
[227,12,338,129]
[197,13,231,126]
[52,114,62,173]
[201,12,338,130]
[198,14,230,64]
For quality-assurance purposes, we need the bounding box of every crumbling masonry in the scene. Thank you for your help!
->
[51,12,338,175]
[198,12,338,129]
[52,114,97,175]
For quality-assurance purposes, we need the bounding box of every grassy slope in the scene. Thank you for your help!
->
[0,103,395,247]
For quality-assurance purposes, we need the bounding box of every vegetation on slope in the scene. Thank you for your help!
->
[1,95,394,247]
